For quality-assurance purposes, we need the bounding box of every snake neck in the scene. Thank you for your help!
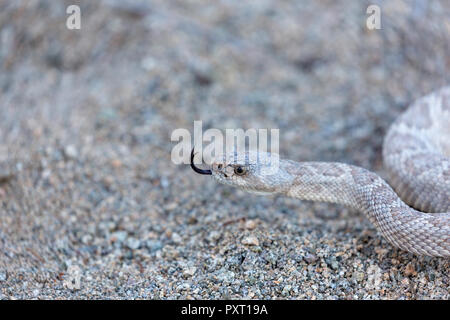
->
[282,161,391,210]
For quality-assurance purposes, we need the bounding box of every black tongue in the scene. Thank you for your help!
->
[190,149,212,175]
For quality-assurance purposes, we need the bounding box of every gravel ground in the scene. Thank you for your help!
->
[0,0,449,299]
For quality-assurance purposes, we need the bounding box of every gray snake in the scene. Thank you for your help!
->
[191,87,450,257]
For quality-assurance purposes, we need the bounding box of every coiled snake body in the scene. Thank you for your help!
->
[191,87,450,257]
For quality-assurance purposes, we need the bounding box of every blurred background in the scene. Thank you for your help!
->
[0,0,449,299]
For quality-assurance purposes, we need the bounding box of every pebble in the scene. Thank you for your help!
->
[146,240,163,252]
[165,203,178,211]
[64,145,78,159]
[241,236,259,246]
[0,167,14,182]
[171,233,182,244]
[183,267,197,277]
[326,257,339,270]
[111,159,122,168]
[282,285,292,296]
[126,237,141,250]
[111,231,128,243]
[355,272,365,282]
[303,254,318,264]
[404,263,417,277]
[207,231,221,242]
[160,177,169,189]
[244,220,258,230]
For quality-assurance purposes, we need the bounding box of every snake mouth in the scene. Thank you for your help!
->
[190,148,212,175]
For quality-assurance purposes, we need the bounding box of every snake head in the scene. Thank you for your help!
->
[193,150,290,195]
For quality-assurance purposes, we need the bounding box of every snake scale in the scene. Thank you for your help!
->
[191,87,450,257]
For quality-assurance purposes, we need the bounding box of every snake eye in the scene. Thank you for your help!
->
[234,166,246,176]
[218,164,223,169]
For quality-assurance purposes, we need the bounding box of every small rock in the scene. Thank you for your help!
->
[42,169,51,179]
[141,56,157,71]
[111,231,128,243]
[207,231,221,242]
[0,272,7,281]
[0,173,13,183]
[244,220,257,230]
[183,267,197,277]
[282,285,292,296]
[404,263,417,277]
[366,265,383,289]
[0,162,15,183]
[165,202,178,211]
[190,61,213,86]
[111,159,122,168]
[172,232,182,244]
[99,220,116,232]
[325,257,339,270]
[330,261,339,270]
[81,234,92,244]
[108,0,151,18]
[126,237,141,250]
[160,177,169,189]
[216,269,235,282]
[64,145,78,159]
[303,254,318,264]
[355,272,365,282]
[146,239,163,252]
[242,236,259,246]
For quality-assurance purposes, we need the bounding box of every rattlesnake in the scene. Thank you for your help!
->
[191,87,450,257]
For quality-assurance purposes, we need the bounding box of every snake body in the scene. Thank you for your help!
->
[192,87,450,257]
